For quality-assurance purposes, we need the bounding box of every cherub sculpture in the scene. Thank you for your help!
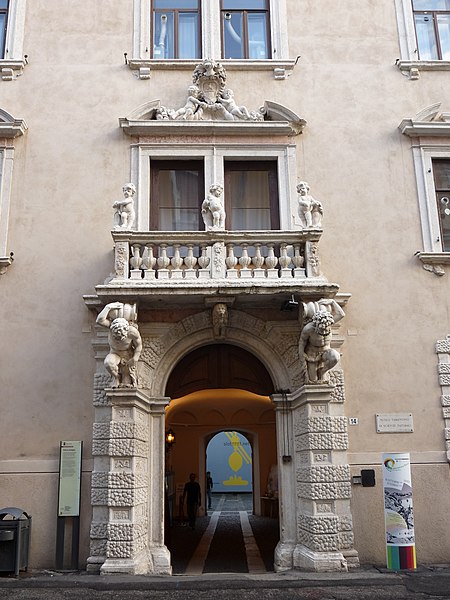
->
[202,184,225,230]
[96,302,142,388]
[113,183,136,230]
[299,299,344,383]
[297,181,323,228]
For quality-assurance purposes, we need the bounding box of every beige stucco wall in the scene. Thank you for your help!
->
[1,0,450,568]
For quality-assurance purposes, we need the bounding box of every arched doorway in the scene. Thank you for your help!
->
[164,343,279,573]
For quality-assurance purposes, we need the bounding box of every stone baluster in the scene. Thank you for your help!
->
[265,243,279,279]
[292,243,305,278]
[279,243,292,279]
[239,243,252,279]
[197,244,211,279]
[252,243,265,279]
[157,244,170,280]
[142,244,156,280]
[225,243,238,279]
[170,244,183,279]
[184,244,198,280]
[130,244,143,280]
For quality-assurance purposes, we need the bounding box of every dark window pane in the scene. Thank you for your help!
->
[0,1,8,9]
[223,0,267,8]
[151,162,203,231]
[154,0,198,8]
[227,167,276,230]
[433,160,450,251]
[223,12,244,58]
[248,12,269,58]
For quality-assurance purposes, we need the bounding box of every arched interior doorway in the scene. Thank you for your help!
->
[164,343,279,573]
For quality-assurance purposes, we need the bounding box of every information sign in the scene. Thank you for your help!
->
[57,441,82,517]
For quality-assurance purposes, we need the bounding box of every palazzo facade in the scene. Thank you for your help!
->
[1,0,450,573]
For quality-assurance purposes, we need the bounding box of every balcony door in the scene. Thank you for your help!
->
[224,161,279,230]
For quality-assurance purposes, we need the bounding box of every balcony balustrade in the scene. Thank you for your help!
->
[110,230,323,286]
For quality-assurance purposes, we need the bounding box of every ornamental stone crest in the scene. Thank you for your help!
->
[155,59,264,122]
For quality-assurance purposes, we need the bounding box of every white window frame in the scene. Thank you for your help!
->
[0,108,27,274]
[129,142,298,232]
[395,0,450,78]
[400,106,450,273]
[130,0,293,79]
[0,0,27,81]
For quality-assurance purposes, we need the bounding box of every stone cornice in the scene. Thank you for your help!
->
[397,60,450,79]
[399,119,450,137]
[128,58,297,80]
[0,59,27,81]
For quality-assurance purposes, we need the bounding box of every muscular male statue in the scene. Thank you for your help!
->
[96,302,142,388]
[299,299,344,383]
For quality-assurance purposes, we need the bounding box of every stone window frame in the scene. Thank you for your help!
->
[130,0,294,79]
[399,104,450,274]
[0,108,27,274]
[0,0,27,81]
[395,0,450,78]
[129,142,298,232]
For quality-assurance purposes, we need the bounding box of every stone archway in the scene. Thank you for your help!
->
[88,304,359,575]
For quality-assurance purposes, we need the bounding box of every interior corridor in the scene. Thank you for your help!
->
[167,493,279,575]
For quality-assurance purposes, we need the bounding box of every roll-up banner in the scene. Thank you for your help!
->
[382,452,416,570]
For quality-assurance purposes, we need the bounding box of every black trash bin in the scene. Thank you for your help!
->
[0,507,32,576]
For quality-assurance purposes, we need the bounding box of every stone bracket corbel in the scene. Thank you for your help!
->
[416,252,450,276]
[0,253,14,275]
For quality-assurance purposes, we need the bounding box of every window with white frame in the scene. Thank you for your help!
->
[130,143,296,233]
[0,108,27,274]
[395,0,450,74]
[132,0,291,76]
[412,0,450,60]
[399,108,450,273]
[0,0,27,80]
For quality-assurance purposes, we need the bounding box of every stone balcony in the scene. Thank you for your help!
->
[88,229,339,310]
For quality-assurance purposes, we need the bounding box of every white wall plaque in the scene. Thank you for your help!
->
[57,440,83,516]
[376,413,414,433]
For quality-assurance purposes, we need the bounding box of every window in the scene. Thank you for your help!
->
[224,161,279,229]
[152,0,200,59]
[0,0,8,57]
[395,0,450,76]
[221,0,270,59]
[433,159,450,250]
[413,0,450,60]
[131,1,292,78]
[150,160,204,230]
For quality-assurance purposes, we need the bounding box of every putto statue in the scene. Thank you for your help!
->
[297,181,323,228]
[96,302,142,388]
[155,59,264,123]
[113,183,136,230]
[202,184,225,230]
[299,299,344,384]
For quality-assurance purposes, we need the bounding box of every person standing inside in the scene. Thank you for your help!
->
[183,473,201,530]
[206,471,213,510]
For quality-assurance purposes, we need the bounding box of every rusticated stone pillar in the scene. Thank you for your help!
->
[88,388,171,575]
[273,384,359,572]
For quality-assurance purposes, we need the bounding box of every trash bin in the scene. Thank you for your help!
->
[0,507,32,576]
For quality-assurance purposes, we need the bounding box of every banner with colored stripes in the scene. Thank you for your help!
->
[382,452,416,570]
